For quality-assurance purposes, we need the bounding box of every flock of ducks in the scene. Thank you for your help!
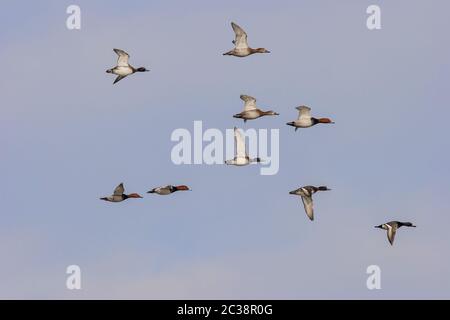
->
[102,22,416,246]
[100,183,191,201]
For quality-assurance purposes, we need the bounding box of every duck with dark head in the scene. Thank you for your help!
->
[106,48,150,84]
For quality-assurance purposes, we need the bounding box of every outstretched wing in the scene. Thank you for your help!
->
[386,224,397,245]
[113,183,124,196]
[296,106,311,120]
[301,195,314,221]
[113,48,130,67]
[234,127,247,158]
[240,95,257,111]
[113,75,127,84]
[231,22,249,50]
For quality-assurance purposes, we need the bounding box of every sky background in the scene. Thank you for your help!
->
[1,0,450,299]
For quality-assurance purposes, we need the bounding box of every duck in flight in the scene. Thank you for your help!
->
[289,186,331,221]
[286,106,334,131]
[106,48,149,84]
[100,183,142,202]
[223,22,270,57]
[147,185,191,195]
[375,221,416,245]
[225,127,262,166]
[233,95,279,122]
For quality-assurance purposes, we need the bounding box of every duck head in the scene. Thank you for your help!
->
[318,118,335,124]
[106,69,113,73]
[127,193,143,198]
[174,185,190,192]
[264,110,279,116]
[374,225,384,229]
[136,67,149,72]
[254,48,270,54]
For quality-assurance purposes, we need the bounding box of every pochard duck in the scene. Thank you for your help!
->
[289,186,331,221]
[375,221,416,245]
[233,95,279,122]
[100,183,142,202]
[106,48,149,84]
[286,106,334,131]
[147,185,190,195]
[225,127,262,166]
[223,22,270,57]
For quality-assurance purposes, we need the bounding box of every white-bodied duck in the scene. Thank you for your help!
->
[106,48,149,84]
[289,186,331,221]
[286,106,334,131]
[225,127,262,166]
[375,221,416,245]
[223,22,270,57]
[233,95,279,122]
[100,183,142,202]
[147,185,191,195]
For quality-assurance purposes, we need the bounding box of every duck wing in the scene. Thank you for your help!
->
[234,127,247,158]
[113,48,130,67]
[240,95,257,111]
[296,106,311,120]
[231,22,249,50]
[301,195,314,221]
[113,75,127,84]
[386,224,397,245]
[113,183,124,196]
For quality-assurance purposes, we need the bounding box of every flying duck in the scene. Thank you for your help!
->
[106,48,149,84]
[286,106,334,131]
[225,127,262,166]
[100,183,142,202]
[289,186,331,221]
[223,22,270,57]
[233,95,279,122]
[147,185,190,195]
[375,221,416,245]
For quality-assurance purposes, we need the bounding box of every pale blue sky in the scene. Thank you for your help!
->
[1,0,450,299]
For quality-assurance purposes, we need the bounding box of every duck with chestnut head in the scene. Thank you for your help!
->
[147,185,191,195]
[223,22,270,57]
[106,48,149,84]
[286,106,334,131]
[100,183,142,202]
